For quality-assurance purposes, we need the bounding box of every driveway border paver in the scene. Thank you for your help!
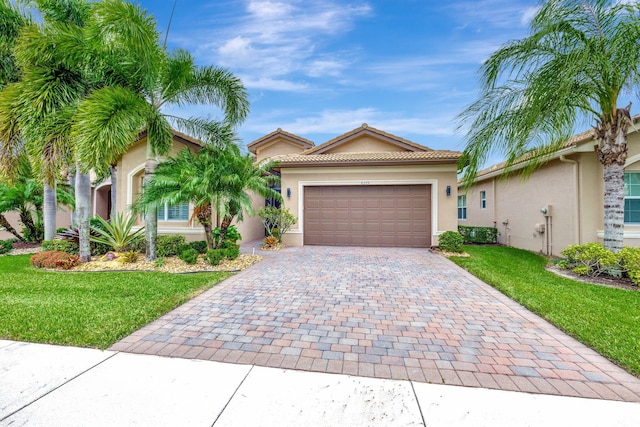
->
[111,245,640,402]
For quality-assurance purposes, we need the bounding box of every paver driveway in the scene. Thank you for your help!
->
[111,245,640,402]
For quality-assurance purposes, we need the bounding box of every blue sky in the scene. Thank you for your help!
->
[137,0,540,158]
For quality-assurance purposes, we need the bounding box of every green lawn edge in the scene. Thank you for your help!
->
[449,245,640,377]
[0,254,231,349]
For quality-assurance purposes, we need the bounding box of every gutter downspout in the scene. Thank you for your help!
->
[560,155,581,245]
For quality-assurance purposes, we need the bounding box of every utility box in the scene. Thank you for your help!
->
[535,223,546,233]
[540,205,552,217]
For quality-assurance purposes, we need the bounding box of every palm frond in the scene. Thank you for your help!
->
[166,65,249,126]
[72,85,148,173]
[457,0,640,187]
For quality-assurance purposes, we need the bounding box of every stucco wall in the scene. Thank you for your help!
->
[460,131,640,255]
[461,180,495,228]
[327,135,409,153]
[255,139,308,161]
[0,209,71,241]
[279,165,459,247]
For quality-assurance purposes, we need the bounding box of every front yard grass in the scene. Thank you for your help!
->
[449,245,640,377]
[0,254,230,349]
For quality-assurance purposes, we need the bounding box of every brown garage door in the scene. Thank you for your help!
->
[303,185,431,247]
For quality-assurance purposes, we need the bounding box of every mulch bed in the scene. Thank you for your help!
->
[11,242,40,250]
[546,264,638,291]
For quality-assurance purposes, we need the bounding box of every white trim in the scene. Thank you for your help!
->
[126,163,146,207]
[92,181,112,218]
[292,180,439,245]
[284,165,456,174]
[131,226,204,235]
[596,230,640,239]
[625,153,640,168]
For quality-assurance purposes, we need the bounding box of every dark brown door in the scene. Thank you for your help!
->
[303,185,431,247]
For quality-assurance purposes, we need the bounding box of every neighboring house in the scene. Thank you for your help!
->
[458,117,640,256]
[2,125,462,248]
[250,124,461,247]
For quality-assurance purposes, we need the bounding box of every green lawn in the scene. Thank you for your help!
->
[450,245,640,376]
[0,255,230,349]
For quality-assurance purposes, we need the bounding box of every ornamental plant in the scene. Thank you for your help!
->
[258,206,296,243]
[30,251,79,270]
[439,231,464,253]
[90,214,145,253]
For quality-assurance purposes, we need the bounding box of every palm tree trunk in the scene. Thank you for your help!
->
[144,143,158,261]
[110,164,117,220]
[43,181,56,241]
[75,167,92,262]
[195,203,214,249]
[0,214,25,242]
[69,166,77,227]
[596,108,632,253]
[18,207,37,242]
[216,214,234,248]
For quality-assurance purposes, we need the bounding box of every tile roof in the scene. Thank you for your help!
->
[273,150,462,167]
[247,128,315,153]
[474,116,640,179]
[304,123,432,154]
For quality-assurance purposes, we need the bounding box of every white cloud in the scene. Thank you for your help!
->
[246,108,456,137]
[197,1,372,89]
[520,6,539,26]
[239,76,309,91]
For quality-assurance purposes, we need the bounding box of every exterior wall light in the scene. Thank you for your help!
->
[446,186,451,196]
[287,188,291,198]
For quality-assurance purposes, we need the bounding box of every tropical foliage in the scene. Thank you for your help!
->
[137,142,280,249]
[71,1,249,260]
[458,0,640,252]
[89,213,145,252]
[258,206,297,243]
[0,156,74,242]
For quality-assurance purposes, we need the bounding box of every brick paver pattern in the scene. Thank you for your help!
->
[111,245,640,402]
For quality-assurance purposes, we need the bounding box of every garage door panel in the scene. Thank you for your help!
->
[304,185,431,248]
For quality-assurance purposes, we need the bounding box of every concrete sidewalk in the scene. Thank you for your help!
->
[2,340,639,426]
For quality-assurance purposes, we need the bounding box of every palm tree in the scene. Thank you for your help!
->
[136,139,280,249]
[458,0,640,253]
[0,155,74,242]
[213,144,281,247]
[72,0,249,260]
[0,0,91,244]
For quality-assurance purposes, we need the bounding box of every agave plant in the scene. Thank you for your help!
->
[89,213,145,252]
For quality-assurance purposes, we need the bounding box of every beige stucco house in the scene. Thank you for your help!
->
[2,125,462,248]
[458,118,640,256]
[250,124,461,247]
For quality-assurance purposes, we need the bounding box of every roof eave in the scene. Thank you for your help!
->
[274,158,460,170]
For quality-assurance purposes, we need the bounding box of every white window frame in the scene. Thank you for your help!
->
[624,172,640,224]
[480,191,486,210]
[458,195,467,220]
[157,202,190,222]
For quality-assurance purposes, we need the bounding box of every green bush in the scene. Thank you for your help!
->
[157,235,186,257]
[189,240,208,254]
[561,243,617,277]
[42,240,78,254]
[458,225,498,244]
[439,231,464,253]
[178,248,199,265]
[619,247,640,285]
[213,225,242,248]
[224,244,240,260]
[0,239,13,255]
[206,248,226,266]
[125,236,145,253]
